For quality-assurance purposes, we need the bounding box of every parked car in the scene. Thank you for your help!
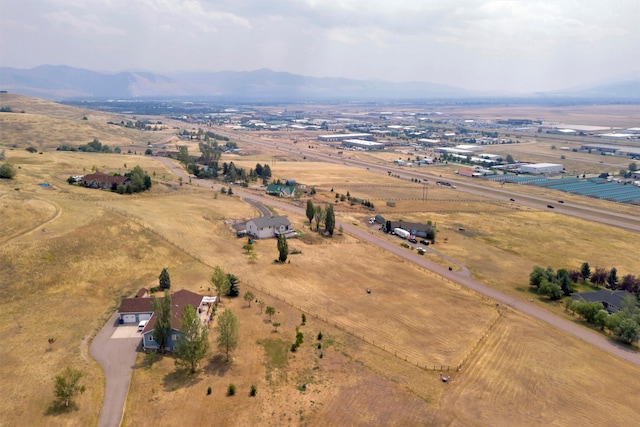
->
[137,320,149,332]
[408,237,417,244]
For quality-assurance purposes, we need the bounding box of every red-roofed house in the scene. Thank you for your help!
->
[81,172,130,191]
[118,289,216,352]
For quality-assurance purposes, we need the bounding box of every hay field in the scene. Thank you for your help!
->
[439,310,640,426]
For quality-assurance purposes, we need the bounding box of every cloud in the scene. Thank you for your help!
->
[1,0,639,92]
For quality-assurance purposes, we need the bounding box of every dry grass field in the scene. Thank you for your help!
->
[439,309,640,426]
[2,98,640,426]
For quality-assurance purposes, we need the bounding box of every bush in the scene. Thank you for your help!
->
[227,384,236,396]
[0,162,17,179]
[207,386,212,395]
[317,332,323,340]
[249,384,257,397]
[290,343,298,352]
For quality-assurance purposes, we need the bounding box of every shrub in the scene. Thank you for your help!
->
[249,384,257,397]
[317,332,323,340]
[207,386,212,395]
[0,162,17,179]
[290,343,298,352]
[227,384,236,396]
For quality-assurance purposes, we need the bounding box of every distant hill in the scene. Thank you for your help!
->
[1,65,638,102]
[0,65,471,100]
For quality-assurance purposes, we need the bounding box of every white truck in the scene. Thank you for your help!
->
[393,228,410,239]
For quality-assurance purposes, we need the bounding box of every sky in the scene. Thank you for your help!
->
[1,0,639,93]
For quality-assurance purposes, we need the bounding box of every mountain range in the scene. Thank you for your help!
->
[1,65,638,102]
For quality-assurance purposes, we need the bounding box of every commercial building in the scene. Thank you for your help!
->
[342,139,384,150]
[317,133,373,142]
[520,163,564,175]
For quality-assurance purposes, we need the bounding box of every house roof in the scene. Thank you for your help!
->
[141,289,205,334]
[82,172,128,185]
[266,184,294,195]
[118,296,153,314]
[249,215,290,229]
[571,290,636,313]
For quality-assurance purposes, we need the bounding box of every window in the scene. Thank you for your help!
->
[149,336,154,341]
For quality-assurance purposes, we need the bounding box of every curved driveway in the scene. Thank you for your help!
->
[155,156,640,367]
[90,313,141,427]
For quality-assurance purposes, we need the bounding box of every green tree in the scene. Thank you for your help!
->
[314,206,324,231]
[506,154,515,164]
[227,274,240,297]
[325,204,335,236]
[151,291,172,353]
[529,266,547,288]
[258,300,265,314]
[211,266,230,301]
[580,262,591,284]
[0,162,16,179]
[54,367,86,408]
[159,267,171,290]
[216,308,239,361]
[538,279,563,300]
[606,267,618,289]
[243,291,255,307]
[242,243,254,254]
[277,234,288,263]
[306,199,315,224]
[574,300,604,323]
[272,322,281,332]
[556,268,573,296]
[593,309,609,330]
[265,306,276,321]
[629,162,638,172]
[174,305,209,373]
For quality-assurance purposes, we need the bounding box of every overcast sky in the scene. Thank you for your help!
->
[1,0,638,92]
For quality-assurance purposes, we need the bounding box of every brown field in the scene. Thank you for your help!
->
[2,97,640,426]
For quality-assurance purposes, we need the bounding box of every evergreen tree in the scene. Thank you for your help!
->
[306,199,315,224]
[227,274,240,297]
[277,234,288,263]
[580,262,591,284]
[606,267,619,289]
[159,268,171,290]
[325,204,335,236]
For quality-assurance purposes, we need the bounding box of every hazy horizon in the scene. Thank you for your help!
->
[1,1,639,93]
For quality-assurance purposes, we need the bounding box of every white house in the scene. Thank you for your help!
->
[246,216,292,239]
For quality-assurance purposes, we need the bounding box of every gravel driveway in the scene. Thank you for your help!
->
[90,313,142,427]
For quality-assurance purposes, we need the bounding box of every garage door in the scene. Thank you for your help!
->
[122,314,136,323]
[138,313,151,321]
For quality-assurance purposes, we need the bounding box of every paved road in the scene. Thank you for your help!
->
[90,313,141,427]
[155,156,640,366]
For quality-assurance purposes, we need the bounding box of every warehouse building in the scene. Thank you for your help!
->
[318,133,373,142]
[342,139,385,150]
[520,163,564,175]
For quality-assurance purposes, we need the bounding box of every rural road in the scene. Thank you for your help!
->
[154,157,640,367]
[90,313,141,427]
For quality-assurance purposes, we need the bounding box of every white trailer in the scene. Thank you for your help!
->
[394,228,410,239]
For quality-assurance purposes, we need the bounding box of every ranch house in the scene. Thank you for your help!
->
[118,289,216,352]
[246,216,292,239]
[81,172,130,191]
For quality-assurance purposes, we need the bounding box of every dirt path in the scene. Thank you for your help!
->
[0,197,62,246]
[154,156,640,366]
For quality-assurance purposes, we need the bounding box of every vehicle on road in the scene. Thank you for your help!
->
[509,198,515,202]
[558,200,564,203]
[419,239,429,245]
[408,237,417,243]
[547,204,554,209]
